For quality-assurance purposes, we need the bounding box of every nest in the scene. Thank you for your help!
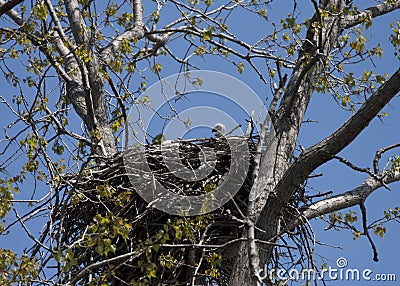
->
[54,135,257,285]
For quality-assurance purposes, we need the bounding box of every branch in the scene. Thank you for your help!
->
[0,0,22,17]
[258,67,400,229]
[44,0,69,46]
[373,142,400,173]
[69,250,143,285]
[0,0,23,25]
[0,0,88,122]
[13,208,54,254]
[342,2,400,30]
[230,5,347,282]
[275,68,400,201]
[133,0,143,26]
[268,63,287,117]
[64,0,89,47]
[333,155,374,176]
[290,170,400,229]
[360,203,379,262]
[247,220,263,285]
[43,0,78,75]
[62,0,117,157]
[100,0,145,64]
[2,0,115,157]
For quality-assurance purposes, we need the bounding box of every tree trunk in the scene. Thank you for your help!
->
[229,1,347,284]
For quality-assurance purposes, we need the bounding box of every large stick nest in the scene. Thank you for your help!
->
[54,135,257,285]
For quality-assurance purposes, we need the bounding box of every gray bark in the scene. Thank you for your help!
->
[289,170,400,230]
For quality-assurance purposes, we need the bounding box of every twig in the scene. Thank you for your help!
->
[360,203,379,262]
[246,111,255,137]
[334,155,374,176]
[373,142,400,173]
[226,124,241,136]
[68,250,144,285]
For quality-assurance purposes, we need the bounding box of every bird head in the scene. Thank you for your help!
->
[212,123,226,137]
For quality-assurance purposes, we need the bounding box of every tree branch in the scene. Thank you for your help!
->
[333,155,374,176]
[231,2,348,283]
[360,203,379,262]
[0,0,22,17]
[373,142,400,173]
[270,67,400,211]
[290,170,400,229]
[100,0,145,65]
[0,0,23,25]
[254,0,347,230]
[69,250,143,284]
[256,67,400,265]
[64,0,89,47]
[341,2,400,30]
[268,64,287,117]
[133,0,143,26]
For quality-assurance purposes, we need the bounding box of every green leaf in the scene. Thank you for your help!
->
[236,61,245,74]
[33,3,48,20]
[152,134,165,145]
[151,63,162,74]
[282,32,291,41]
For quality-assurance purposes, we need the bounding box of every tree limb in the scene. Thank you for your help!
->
[0,0,23,25]
[373,142,400,173]
[64,0,89,47]
[231,2,348,283]
[342,2,400,30]
[0,0,22,17]
[360,203,379,262]
[270,68,400,211]
[100,0,145,64]
[255,67,400,271]
[69,250,144,285]
[290,170,400,229]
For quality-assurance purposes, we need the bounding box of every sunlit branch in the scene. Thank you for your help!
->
[0,0,22,17]
[342,2,400,30]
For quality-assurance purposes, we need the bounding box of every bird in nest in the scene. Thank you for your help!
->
[212,123,226,138]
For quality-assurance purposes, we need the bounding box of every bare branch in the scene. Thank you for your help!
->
[291,170,400,229]
[0,0,23,25]
[69,250,144,285]
[360,203,379,262]
[247,220,263,285]
[0,0,22,17]
[133,0,143,26]
[100,0,145,64]
[373,142,400,173]
[268,67,287,117]
[64,0,89,47]
[333,155,374,176]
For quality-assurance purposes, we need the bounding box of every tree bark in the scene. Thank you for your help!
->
[0,0,22,17]
[289,170,400,230]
